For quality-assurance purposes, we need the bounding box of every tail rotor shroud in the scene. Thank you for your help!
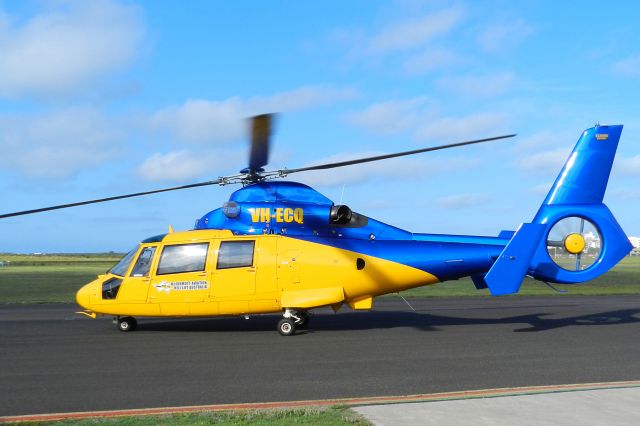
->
[546,216,602,272]
[482,124,632,296]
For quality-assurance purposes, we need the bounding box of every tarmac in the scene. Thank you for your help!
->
[2,296,640,418]
[354,386,640,425]
[2,382,639,424]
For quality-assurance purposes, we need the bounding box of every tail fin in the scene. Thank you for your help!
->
[541,125,623,206]
[484,125,632,296]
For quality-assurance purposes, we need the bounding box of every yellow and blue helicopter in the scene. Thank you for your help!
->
[1,115,633,335]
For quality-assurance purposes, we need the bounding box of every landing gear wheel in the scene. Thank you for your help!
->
[278,318,296,336]
[117,317,137,332]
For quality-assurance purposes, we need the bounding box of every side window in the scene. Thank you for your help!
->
[157,243,209,275]
[130,247,156,277]
[217,241,255,269]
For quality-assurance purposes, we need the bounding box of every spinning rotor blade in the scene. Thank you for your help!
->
[0,179,222,219]
[248,114,274,171]
[575,218,586,270]
[281,134,517,175]
[1,119,516,219]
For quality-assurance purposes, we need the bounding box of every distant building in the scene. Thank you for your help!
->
[630,236,640,249]
[584,231,601,250]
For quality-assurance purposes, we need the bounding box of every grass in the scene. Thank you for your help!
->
[10,407,369,426]
[0,254,639,304]
[0,254,120,304]
[397,255,640,298]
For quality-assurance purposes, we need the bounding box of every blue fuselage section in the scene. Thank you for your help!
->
[194,181,509,282]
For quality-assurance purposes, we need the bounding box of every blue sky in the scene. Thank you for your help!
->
[0,0,638,253]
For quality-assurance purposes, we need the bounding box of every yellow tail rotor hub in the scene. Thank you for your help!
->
[564,233,586,254]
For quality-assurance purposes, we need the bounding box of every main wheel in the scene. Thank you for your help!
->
[277,318,296,336]
[117,317,137,332]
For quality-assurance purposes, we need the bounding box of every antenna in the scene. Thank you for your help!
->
[339,184,346,204]
[396,292,416,312]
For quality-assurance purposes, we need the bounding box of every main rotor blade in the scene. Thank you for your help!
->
[282,134,517,175]
[248,114,274,171]
[0,179,222,219]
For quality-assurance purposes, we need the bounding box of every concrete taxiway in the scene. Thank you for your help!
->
[355,386,640,425]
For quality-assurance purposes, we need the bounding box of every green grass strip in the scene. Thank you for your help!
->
[5,406,369,426]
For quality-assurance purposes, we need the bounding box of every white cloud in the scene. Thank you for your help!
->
[151,86,357,144]
[610,187,640,200]
[614,155,640,176]
[0,0,143,99]
[529,183,551,196]
[516,147,570,174]
[416,112,509,142]
[477,19,533,53]
[403,48,461,75]
[0,108,122,179]
[513,131,575,153]
[436,193,491,209]
[252,86,357,111]
[512,130,578,175]
[437,72,516,98]
[137,150,240,183]
[344,97,429,135]
[611,55,640,78]
[368,6,465,54]
[346,99,511,143]
[151,98,246,145]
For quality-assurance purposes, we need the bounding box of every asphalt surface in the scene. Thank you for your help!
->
[2,296,640,416]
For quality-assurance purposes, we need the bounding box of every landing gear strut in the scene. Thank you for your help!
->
[277,309,309,336]
[116,316,137,332]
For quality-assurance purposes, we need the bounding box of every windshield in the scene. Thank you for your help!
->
[109,248,138,276]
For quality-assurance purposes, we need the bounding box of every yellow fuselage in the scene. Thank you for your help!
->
[76,229,438,317]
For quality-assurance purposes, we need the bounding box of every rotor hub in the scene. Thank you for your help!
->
[564,233,586,254]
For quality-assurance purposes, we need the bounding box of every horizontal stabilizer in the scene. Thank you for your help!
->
[497,230,515,239]
[485,223,546,295]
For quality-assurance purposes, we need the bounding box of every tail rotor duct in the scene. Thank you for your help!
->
[546,216,601,271]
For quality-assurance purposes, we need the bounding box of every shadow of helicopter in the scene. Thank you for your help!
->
[135,307,640,334]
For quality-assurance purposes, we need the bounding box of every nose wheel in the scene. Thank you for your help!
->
[278,309,309,336]
[116,316,137,332]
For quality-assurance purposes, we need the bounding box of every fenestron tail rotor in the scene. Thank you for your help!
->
[0,113,516,219]
[546,216,602,271]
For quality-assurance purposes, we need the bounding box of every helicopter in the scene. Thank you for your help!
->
[0,115,633,335]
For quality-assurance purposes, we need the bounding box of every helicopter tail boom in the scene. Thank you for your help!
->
[483,125,632,296]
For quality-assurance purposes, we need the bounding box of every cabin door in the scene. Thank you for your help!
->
[211,239,257,298]
[146,242,211,305]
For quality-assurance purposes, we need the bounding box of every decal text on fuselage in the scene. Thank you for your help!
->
[247,207,304,224]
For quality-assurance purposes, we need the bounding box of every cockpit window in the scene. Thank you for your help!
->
[130,246,156,277]
[109,248,138,277]
[157,243,209,275]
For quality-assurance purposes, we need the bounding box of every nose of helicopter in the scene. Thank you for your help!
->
[76,283,93,310]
